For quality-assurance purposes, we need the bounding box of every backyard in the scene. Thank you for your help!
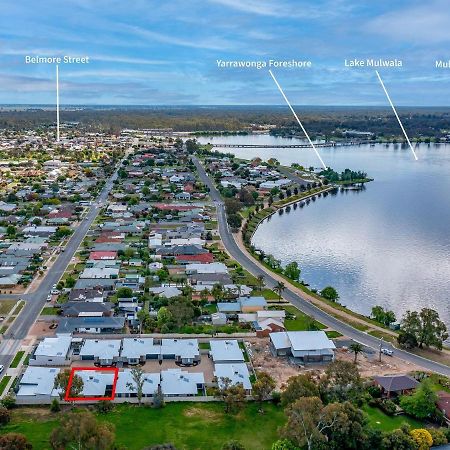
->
[0,402,286,450]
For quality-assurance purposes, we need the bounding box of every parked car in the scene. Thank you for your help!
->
[381,348,393,356]
[0,365,4,374]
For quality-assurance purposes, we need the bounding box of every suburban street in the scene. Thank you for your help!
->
[192,156,450,377]
[0,161,122,371]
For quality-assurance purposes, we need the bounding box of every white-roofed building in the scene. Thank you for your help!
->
[120,338,159,365]
[16,367,61,404]
[160,369,205,396]
[29,334,72,366]
[149,286,182,299]
[214,363,252,393]
[185,262,228,275]
[115,369,160,398]
[161,339,200,365]
[209,340,245,364]
[79,339,121,366]
[270,331,336,364]
[77,370,116,398]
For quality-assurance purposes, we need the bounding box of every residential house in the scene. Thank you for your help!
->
[270,331,336,364]
[210,340,245,364]
[373,375,419,398]
[79,339,121,366]
[160,369,205,396]
[29,334,72,366]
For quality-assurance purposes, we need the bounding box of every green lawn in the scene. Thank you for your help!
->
[199,342,211,350]
[252,289,279,301]
[325,331,343,339]
[0,300,16,316]
[10,350,25,369]
[1,403,285,450]
[0,376,11,396]
[40,307,59,316]
[284,305,326,331]
[362,405,424,432]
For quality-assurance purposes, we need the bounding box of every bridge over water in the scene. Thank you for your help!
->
[210,141,372,149]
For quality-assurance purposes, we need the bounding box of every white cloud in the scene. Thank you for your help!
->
[366,0,450,44]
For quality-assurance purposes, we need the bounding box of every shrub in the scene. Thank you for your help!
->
[410,429,433,450]
[428,428,447,446]
[96,400,114,414]
[1,395,15,410]
[0,406,10,425]
[271,391,281,405]
[50,399,60,412]
[379,399,397,416]
[367,385,382,398]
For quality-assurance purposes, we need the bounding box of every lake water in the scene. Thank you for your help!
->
[198,134,450,325]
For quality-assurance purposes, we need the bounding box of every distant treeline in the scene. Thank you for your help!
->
[1,106,450,138]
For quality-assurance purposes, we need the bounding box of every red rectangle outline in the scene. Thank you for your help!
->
[64,367,119,402]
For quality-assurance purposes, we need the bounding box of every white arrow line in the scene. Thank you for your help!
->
[269,69,327,169]
[375,70,418,161]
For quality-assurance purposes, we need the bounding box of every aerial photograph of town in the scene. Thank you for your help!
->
[1,1,450,449]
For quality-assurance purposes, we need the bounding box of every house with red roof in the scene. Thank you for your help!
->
[89,251,117,260]
[175,253,214,264]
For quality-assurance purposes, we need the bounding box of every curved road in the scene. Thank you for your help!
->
[192,156,450,377]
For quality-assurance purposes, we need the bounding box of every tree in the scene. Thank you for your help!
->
[222,440,246,450]
[400,308,448,350]
[321,286,339,302]
[167,297,196,327]
[371,306,396,327]
[50,410,115,450]
[214,377,246,413]
[280,397,340,450]
[6,225,16,237]
[400,379,437,420]
[116,287,133,298]
[0,433,32,449]
[157,307,173,328]
[256,274,265,291]
[227,213,242,230]
[252,371,276,407]
[281,373,320,406]
[284,262,301,281]
[271,440,299,450]
[410,429,433,450]
[321,401,370,450]
[349,342,363,363]
[65,276,76,288]
[126,367,146,406]
[211,283,224,301]
[273,281,286,301]
[54,369,84,400]
[381,426,418,450]
[320,360,363,403]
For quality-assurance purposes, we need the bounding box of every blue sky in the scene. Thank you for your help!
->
[1,0,450,105]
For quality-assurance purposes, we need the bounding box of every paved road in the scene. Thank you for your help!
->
[0,162,122,371]
[192,156,450,377]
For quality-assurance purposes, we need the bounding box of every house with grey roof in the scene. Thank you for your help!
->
[29,334,72,366]
[160,369,205,396]
[16,366,61,404]
[115,369,160,398]
[214,363,252,393]
[209,340,245,364]
[79,339,121,366]
[270,331,335,364]
[58,316,125,334]
[120,338,158,365]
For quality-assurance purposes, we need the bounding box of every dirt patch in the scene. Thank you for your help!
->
[248,339,421,390]
[336,347,420,377]
[249,340,302,390]
[12,407,58,422]
[183,406,222,421]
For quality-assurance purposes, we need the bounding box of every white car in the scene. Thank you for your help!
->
[381,348,393,356]
[46,294,52,302]
[0,365,4,374]
[51,290,60,295]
